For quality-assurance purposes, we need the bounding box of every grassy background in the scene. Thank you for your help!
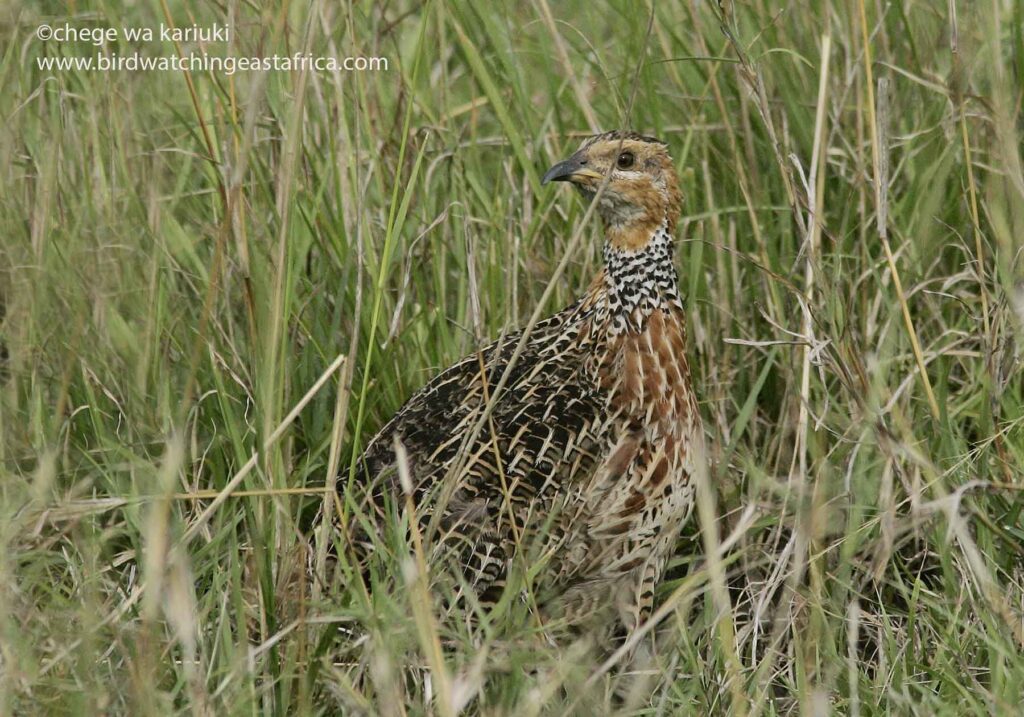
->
[2,0,1023,714]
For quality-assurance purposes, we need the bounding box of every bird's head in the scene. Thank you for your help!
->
[542,130,681,250]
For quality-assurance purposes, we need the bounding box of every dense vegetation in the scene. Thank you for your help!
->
[2,1,1023,714]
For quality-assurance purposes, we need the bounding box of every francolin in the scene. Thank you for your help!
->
[334,131,705,637]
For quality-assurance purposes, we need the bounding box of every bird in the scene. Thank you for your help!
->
[332,130,705,638]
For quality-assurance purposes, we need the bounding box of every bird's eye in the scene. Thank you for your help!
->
[616,151,635,169]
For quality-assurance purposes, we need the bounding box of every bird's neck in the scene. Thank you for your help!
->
[602,220,682,334]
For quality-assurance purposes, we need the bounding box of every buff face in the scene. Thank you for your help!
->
[542,131,682,250]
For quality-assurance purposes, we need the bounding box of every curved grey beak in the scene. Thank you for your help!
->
[542,157,584,185]
[541,152,603,185]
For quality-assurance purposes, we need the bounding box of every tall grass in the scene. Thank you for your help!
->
[2,1,1023,714]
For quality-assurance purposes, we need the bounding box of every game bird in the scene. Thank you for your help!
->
[334,131,705,637]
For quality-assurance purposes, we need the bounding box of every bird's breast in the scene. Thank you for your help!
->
[600,305,696,426]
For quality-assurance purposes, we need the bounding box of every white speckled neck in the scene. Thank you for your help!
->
[602,221,681,334]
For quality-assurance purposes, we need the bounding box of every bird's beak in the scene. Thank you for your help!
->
[542,153,603,185]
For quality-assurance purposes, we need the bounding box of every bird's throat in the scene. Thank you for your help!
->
[604,216,664,252]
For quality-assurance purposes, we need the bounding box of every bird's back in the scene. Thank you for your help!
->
[348,284,611,588]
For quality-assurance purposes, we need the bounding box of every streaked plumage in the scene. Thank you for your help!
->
[335,131,705,635]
